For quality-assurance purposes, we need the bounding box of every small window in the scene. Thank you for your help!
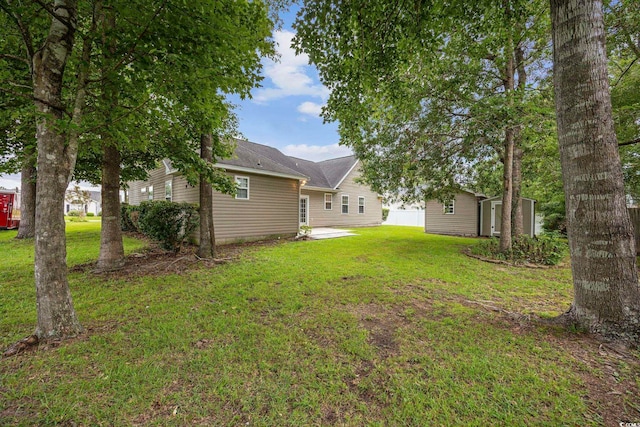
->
[141,187,146,194]
[358,196,365,214]
[148,185,154,201]
[235,176,249,199]
[165,179,172,201]
[444,200,455,214]
[341,195,349,214]
[324,193,333,210]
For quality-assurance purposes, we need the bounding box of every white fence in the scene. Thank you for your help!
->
[383,209,425,227]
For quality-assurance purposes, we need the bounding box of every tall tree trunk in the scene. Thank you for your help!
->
[511,143,524,236]
[97,142,124,270]
[550,0,640,336]
[511,45,526,237]
[499,38,516,253]
[96,4,124,271]
[16,144,36,239]
[198,134,216,258]
[32,0,83,340]
[500,127,514,252]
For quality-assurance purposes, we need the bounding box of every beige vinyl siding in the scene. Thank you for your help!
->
[127,167,300,243]
[212,173,300,242]
[301,166,382,227]
[425,192,479,236]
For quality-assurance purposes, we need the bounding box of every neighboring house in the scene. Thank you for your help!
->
[127,139,383,244]
[65,190,101,216]
[425,190,536,237]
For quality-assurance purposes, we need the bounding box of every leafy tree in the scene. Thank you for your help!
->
[550,0,640,337]
[294,0,552,251]
[0,0,274,341]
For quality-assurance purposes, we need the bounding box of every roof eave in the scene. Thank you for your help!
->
[333,159,359,189]
[214,162,308,181]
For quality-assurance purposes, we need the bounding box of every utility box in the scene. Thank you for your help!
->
[0,190,20,230]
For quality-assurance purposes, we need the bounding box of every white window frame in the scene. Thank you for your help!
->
[324,193,333,210]
[341,195,349,214]
[358,196,365,214]
[165,179,173,202]
[235,176,250,200]
[148,185,154,201]
[444,200,455,214]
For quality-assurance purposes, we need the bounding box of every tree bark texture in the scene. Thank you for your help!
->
[97,142,124,270]
[551,0,640,336]
[96,5,124,271]
[32,0,83,340]
[511,45,526,237]
[198,134,216,258]
[16,145,36,239]
[511,143,524,237]
[499,44,515,253]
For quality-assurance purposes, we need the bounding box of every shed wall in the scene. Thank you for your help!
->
[425,192,479,236]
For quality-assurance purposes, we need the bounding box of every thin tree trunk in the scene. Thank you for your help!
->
[97,142,124,270]
[511,143,524,236]
[16,144,36,239]
[511,45,526,237]
[198,134,215,258]
[500,127,514,252]
[32,0,83,340]
[499,37,515,253]
[551,0,640,336]
[96,4,124,271]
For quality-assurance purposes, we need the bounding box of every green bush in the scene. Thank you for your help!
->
[87,212,95,217]
[120,204,139,232]
[382,208,390,221]
[471,232,568,266]
[67,210,82,217]
[136,201,199,252]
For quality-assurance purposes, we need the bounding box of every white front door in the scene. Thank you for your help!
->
[491,201,502,236]
[299,196,309,226]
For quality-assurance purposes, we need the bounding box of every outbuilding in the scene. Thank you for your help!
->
[479,196,536,238]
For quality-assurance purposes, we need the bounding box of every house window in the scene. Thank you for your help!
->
[324,193,333,210]
[235,176,249,199]
[148,185,154,201]
[358,196,365,214]
[165,179,172,201]
[444,200,455,214]
[341,195,349,214]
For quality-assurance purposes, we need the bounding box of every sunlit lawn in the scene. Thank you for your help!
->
[1,224,637,425]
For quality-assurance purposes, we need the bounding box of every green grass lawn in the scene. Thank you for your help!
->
[1,224,638,425]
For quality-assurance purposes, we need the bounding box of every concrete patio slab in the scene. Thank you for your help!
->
[309,227,357,240]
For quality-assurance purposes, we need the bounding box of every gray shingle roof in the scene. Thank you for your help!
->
[220,139,358,190]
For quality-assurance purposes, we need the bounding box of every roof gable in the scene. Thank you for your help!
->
[223,139,359,190]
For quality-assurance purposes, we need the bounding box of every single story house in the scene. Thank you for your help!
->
[65,190,101,216]
[127,139,382,244]
[425,190,536,237]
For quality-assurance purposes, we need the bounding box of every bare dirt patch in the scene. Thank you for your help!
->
[69,237,291,279]
[454,296,640,427]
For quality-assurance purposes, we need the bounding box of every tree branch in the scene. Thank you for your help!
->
[108,0,168,74]
[1,0,35,63]
[619,137,640,148]
[0,53,30,65]
[31,0,75,31]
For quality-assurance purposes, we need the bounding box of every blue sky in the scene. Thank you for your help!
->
[230,19,348,161]
[0,9,345,190]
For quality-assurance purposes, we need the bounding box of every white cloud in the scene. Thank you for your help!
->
[254,30,330,103]
[297,101,324,117]
[282,143,353,162]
